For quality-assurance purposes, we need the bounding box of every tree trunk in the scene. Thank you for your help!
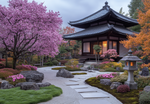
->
[98,52,99,63]
[13,57,17,69]
[5,51,8,67]
[23,55,25,64]
[40,56,41,66]
[42,56,43,67]
[95,53,97,63]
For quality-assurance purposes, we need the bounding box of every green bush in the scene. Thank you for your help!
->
[105,67,116,72]
[52,60,59,65]
[44,62,53,66]
[139,91,150,104]
[135,76,150,88]
[111,75,128,83]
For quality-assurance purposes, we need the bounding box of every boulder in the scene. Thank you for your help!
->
[20,82,39,90]
[80,67,88,71]
[100,79,111,86]
[116,67,120,72]
[144,86,150,92]
[1,81,14,89]
[36,82,51,87]
[15,82,24,87]
[20,71,44,83]
[141,67,149,76]
[110,82,122,89]
[56,69,74,78]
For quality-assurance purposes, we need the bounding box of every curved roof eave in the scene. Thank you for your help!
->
[110,9,138,24]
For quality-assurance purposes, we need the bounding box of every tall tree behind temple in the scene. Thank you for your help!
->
[119,7,129,17]
[128,0,143,32]
[121,0,150,59]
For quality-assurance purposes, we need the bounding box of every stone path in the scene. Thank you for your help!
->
[38,66,122,104]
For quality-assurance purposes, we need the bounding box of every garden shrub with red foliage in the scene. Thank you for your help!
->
[0,62,5,69]
[16,65,31,71]
[16,65,37,71]
[0,58,6,61]
[1,61,13,68]
[0,70,13,79]
[0,68,20,79]
[59,60,68,65]
[117,85,130,93]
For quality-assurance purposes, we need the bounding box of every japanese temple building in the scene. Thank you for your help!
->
[63,2,138,60]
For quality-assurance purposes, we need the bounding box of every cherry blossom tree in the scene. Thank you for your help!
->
[0,0,63,69]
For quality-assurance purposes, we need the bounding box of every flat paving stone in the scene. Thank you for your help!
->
[65,82,79,86]
[80,93,109,99]
[69,79,80,82]
[79,99,111,104]
[75,88,97,93]
[70,85,88,89]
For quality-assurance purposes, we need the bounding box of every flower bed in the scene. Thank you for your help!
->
[85,77,139,104]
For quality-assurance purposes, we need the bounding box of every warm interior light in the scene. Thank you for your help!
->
[130,62,134,66]
[103,43,107,47]
[126,62,128,66]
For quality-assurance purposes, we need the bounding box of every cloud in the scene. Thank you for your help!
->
[0,0,131,32]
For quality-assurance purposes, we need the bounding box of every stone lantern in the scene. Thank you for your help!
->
[121,49,141,89]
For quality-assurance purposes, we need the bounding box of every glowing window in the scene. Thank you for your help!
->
[126,62,128,66]
[130,62,134,66]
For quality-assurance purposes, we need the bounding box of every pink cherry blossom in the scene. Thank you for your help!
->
[0,0,64,69]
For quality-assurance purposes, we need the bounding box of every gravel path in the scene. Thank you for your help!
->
[38,66,122,104]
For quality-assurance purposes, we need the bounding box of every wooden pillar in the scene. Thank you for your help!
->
[107,35,109,50]
[82,39,83,56]
[117,38,120,55]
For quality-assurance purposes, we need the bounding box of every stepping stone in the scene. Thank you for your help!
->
[79,99,112,104]
[65,82,79,86]
[80,93,109,99]
[75,88,97,93]
[70,85,88,89]
[69,79,80,82]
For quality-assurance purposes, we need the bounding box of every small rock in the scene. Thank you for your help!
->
[20,82,39,90]
[36,82,51,87]
[1,82,14,89]
[56,69,74,78]
[141,67,149,76]
[80,67,88,71]
[100,79,111,86]
[144,86,150,92]
[116,67,120,72]
[110,82,122,89]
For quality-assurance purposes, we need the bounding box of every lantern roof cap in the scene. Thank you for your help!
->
[121,49,141,61]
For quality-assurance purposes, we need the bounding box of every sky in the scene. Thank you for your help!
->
[0,0,131,32]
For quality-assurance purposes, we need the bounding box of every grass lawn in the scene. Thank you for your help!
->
[52,67,81,71]
[0,85,62,104]
[85,77,139,104]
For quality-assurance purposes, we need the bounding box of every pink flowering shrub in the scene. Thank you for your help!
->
[16,65,31,71]
[101,49,119,58]
[6,74,26,85]
[96,72,118,80]
[17,64,37,71]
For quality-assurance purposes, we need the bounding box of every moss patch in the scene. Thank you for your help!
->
[0,85,62,104]
[85,77,139,104]
[52,67,81,71]
[72,73,87,75]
